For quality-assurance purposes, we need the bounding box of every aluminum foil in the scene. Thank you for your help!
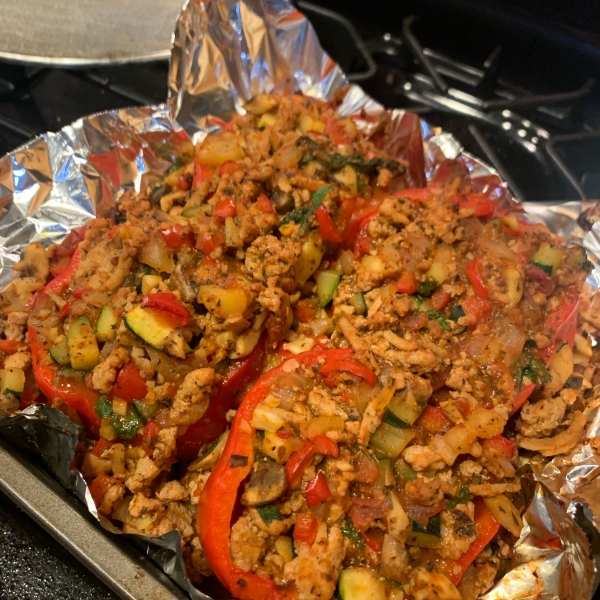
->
[0,0,599,598]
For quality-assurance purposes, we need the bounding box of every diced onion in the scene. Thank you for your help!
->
[483,494,523,537]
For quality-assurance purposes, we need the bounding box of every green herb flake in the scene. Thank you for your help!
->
[257,504,283,525]
[445,487,472,510]
[111,411,140,440]
[341,520,366,548]
[426,310,451,331]
[416,277,439,297]
[94,395,113,419]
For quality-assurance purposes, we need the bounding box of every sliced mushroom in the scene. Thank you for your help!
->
[241,461,287,507]
[12,242,49,284]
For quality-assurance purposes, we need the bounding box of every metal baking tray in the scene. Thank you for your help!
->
[0,436,188,600]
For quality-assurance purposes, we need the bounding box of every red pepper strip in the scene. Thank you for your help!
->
[395,271,417,294]
[256,193,274,213]
[353,208,379,257]
[394,187,433,206]
[213,197,237,219]
[512,383,536,413]
[0,339,22,354]
[140,293,191,328]
[314,206,343,244]
[176,336,266,459]
[197,348,354,600]
[304,472,332,508]
[193,162,214,189]
[286,440,316,488]
[319,359,377,387]
[143,421,161,445]
[448,499,500,586]
[30,327,101,436]
[466,257,489,299]
[219,161,242,176]
[312,435,339,457]
[293,512,320,545]
[430,288,450,311]
[112,361,147,402]
[481,435,517,460]
[449,193,497,219]
[93,437,113,457]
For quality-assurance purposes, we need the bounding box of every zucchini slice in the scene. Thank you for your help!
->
[124,305,174,349]
[49,338,70,366]
[386,391,426,427]
[1,367,25,397]
[405,515,441,547]
[338,568,386,600]
[317,270,343,307]
[95,306,119,343]
[530,242,563,275]
[68,316,100,371]
[369,423,414,458]
[349,292,367,316]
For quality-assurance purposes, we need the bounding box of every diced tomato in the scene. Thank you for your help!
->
[293,512,319,545]
[449,193,496,219]
[112,361,148,402]
[176,172,192,191]
[395,271,417,294]
[296,299,317,323]
[353,453,380,483]
[160,223,194,248]
[462,295,493,323]
[93,437,113,457]
[466,257,489,299]
[286,440,316,488]
[89,473,117,507]
[256,193,273,213]
[417,406,452,433]
[349,498,387,532]
[219,161,242,177]
[315,206,343,244]
[312,435,339,457]
[213,197,237,219]
[198,231,224,254]
[304,472,332,508]
[481,435,516,460]
[193,162,214,189]
[362,529,385,553]
[324,118,351,146]
[140,292,191,328]
[319,359,377,388]
[430,288,450,311]
[0,339,21,354]
[143,421,161,444]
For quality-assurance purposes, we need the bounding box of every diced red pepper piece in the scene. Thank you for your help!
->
[462,295,493,324]
[93,438,113,457]
[315,206,343,244]
[394,187,433,205]
[198,231,225,254]
[0,339,21,354]
[312,435,339,457]
[512,382,536,413]
[417,405,452,433]
[193,162,214,189]
[430,288,450,311]
[89,473,117,507]
[256,193,274,213]
[160,223,194,248]
[481,435,516,460]
[143,421,161,445]
[293,512,320,545]
[362,529,385,553]
[324,118,351,146]
[448,499,500,585]
[304,472,332,508]
[449,193,496,218]
[112,361,147,402]
[219,161,242,177]
[140,292,191,328]
[176,172,192,191]
[44,248,82,297]
[296,299,317,323]
[213,197,237,219]
[319,359,377,387]
[466,257,489,299]
[286,440,316,488]
[395,271,417,294]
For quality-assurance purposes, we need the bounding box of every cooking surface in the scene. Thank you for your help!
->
[1,0,600,597]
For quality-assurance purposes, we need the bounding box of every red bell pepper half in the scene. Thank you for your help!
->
[29,327,101,435]
[196,347,355,600]
[176,336,266,459]
[140,293,191,328]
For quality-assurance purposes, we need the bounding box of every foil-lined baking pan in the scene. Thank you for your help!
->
[0,0,599,598]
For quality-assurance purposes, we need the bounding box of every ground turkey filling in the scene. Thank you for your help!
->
[0,92,598,599]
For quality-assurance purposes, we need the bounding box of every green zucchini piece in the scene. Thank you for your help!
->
[338,568,386,600]
[95,306,119,343]
[317,270,343,307]
[449,304,465,321]
[393,457,417,481]
[132,400,159,423]
[68,316,100,371]
[386,391,425,427]
[530,242,563,275]
[124,305,174,349]
[49,338,70,366]
[2,367,25,397]
[369,423,414,458]
[416,276,439,297]
[349,292,367,316]
[181,206,203,218]
[111,409,141,440]
[406,515,441,547]
[383,409,410,429]
[377,457,394,487]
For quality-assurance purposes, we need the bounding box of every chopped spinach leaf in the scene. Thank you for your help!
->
[257,504,283,524]
[427,310,451,331]
[341,520,366,548]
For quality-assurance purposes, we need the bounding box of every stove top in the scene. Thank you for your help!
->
[1,0,600,597]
